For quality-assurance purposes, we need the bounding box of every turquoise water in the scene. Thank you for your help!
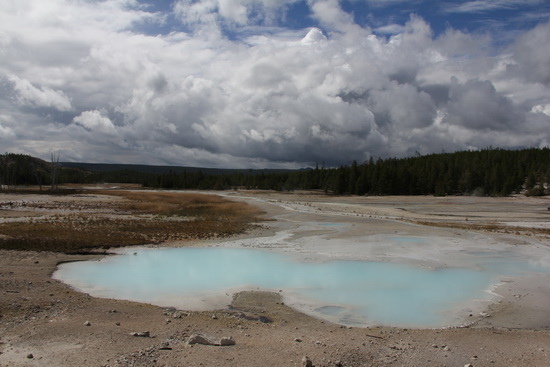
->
[54,247,549,327]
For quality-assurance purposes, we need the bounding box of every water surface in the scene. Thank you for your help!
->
[54,245,549,327]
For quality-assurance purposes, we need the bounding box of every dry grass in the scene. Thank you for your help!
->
[0,190,264,252]
[413,220,550,237]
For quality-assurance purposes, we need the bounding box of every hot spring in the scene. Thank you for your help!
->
[53,241,550,328]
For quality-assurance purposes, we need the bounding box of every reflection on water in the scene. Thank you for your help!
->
[54,245,549,328]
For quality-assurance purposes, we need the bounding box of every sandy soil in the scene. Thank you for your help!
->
[1,189,550,367]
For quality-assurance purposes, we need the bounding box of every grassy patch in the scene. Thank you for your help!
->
[0,190,264,252]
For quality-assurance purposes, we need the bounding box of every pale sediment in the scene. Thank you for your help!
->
[1,190,550,366]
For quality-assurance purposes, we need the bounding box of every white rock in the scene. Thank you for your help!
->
[187,333,235,346]
[130,331,150,337]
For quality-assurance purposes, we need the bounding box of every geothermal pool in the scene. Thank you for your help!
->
[53,244,550,328]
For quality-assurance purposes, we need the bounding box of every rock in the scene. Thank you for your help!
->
[219,337,236,346]
[172,310,187,319]
[84,320,91,326]
[130,331,150,337]
[257,315,272,323]
[302,355,313,367]
[187,334,217,346]
[212,314,218,319]
[26,353,34,359]
[294,338,302,342]
[186,334,236,346]
[464,364,475,367]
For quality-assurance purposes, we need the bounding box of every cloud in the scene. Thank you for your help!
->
[6,74,72,111]
[531,104,550,116]
[73,110,117,134]
[0,114,15,140]
[301,27,328,44]
[0,1,548,167]
[173,0,300,30]
[444,77,520,131]
[442,0,545,13]
[363,0,416,7]
[511,22,550,85]
[374,24,406,35]
[368,82,437,129]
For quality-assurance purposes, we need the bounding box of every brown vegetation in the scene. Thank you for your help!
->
[413,219,550,237]
[0,190,264,252]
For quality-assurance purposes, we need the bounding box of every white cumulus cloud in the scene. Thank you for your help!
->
[7,74,72,111]
[73,110,117,134]
[0,0,548,167]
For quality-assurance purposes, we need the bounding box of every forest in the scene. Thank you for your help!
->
[1,148,549,197]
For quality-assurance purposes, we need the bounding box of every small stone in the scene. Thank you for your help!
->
[130,331,150,337]
[257,315,272,323]
[27,353,34,359]
[443,346,451,351]
[294,338,303,342]
[302,355,313,367]
[84,320,91,326]
[212,314,218,319]
[219,337,236,346]
[172,311,187,319]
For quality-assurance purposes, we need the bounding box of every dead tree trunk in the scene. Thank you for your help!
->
[50,151,60,191]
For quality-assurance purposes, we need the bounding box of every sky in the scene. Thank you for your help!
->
[1,0,549,168]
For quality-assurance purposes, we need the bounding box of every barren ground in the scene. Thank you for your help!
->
[1,188,550,367]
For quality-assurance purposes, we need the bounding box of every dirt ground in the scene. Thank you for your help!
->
[1,189,550,367]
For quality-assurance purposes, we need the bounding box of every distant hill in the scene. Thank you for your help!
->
[0,153,86,189]
[59,162,297,175]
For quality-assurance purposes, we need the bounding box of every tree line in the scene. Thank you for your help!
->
[1,148,549,196]
[129,147,550,196]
